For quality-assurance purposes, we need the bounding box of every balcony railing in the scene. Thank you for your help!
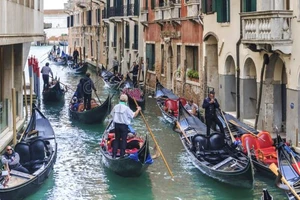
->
[124,3,139,16]
[241,10,293,54]
[186,1,200,17]
[108,6,124,18]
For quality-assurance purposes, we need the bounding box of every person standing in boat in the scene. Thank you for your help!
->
[202,91,225,136]
[110,94,141,159]
[73,48,79,64]
[129,61,139,87]
[1,146,29,174]
[82,73,97,111]
[112,56,119,75]
[41,62,53,91]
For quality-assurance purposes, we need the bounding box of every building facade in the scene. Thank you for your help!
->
[65,0,106,68]
[142,0,204,104]
[0,0,44,150]
[202,0,299,143]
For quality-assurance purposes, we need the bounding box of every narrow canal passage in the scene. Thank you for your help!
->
[25,46,286,200]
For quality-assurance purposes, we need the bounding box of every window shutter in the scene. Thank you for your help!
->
[216,0,223,23]
[251,0,256,11]
[202,0,207,13]
[212,0,216,12]
[226,0,230,22]
[242,0,246,12]
[151,0,155,9]
[67,16,70,28]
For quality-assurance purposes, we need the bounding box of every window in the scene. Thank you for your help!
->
[71,15,74,27]
[243,0,256,12]
[202,0,215,14]
[97,9,101,23]
[0,47,7,133]
[90,36,93,57]
[106,26,110,46]
[67,16,70,28]
[133,24,138,50]
[113,24,117,47]
[161,44,164,74]
[134,0,139,15]
[177,45,181,69]
[185,46,198,71]
[145,0,148,9]
[151,0,155,9]
[125,24,130,49]
[87,10,92,26]
[216,0,230,23]
[146,44,155,71]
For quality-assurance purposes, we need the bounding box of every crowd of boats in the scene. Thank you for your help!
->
[1,52,300,199]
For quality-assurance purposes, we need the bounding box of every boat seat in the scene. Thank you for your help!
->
[14,142,31,168]
[164,99,178,116]
[29,139,47,171]
[179,98,187,106]
[241,132,277,165]
[192,134,209,151]
[292,162,300,174]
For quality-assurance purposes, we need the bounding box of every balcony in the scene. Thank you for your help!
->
[241,10,293,54]
[186,0,200,18]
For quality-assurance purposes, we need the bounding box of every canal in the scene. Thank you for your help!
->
[25,46,286,200]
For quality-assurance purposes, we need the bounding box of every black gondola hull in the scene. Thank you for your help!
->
[69,95,111,124]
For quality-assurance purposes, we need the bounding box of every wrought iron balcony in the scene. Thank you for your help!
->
[241,10,293,54]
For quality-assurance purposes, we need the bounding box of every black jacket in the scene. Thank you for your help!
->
[129,65,139,76]
[202,97,220,118]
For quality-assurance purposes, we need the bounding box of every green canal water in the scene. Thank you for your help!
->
[24,46,287,200]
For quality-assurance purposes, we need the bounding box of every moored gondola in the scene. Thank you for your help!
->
[42,79,66,102]
[275,135,300,200]
[175,101,254,188]
[155,79,186,123]
[69,94,112,124]
[0,105,57,200]
[99,120,153,177]
[68,62,88,74]
[218,112,278,177]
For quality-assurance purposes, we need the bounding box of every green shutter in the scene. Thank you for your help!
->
[151,0,155,9]
[251,0,256,11]
[202,0,207,13]
[227,0,230,22]
[242,0,246,12]
[212,0,216,12]
[216,0,224,23]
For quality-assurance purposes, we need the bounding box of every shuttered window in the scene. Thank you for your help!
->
[125,24,130,49]
[87,10,92,25]
[71,15,74,27]
[151,0,155,9]
[134,0,139,15]
[113,24,117,47]
[202,0,215,14]
[67,16,70,28]
[146,44,155,71]
[243,0,256,12]
[133,24,138,50]
[216,0,230,23]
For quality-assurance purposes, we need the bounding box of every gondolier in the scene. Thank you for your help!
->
[73,49,79,64]
[113,56,119,75]
[110,94,141,158]
[82,73,97,111]
[41,62,53,91]
[202,91,225,136]
[129,61,139,87]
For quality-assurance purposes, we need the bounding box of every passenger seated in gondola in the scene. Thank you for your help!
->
[71,96,80,111]
[1,146,29,174]
[90,98,99,109]
[185,99,199,116]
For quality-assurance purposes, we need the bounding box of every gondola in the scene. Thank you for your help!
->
[69,94,112,124]
[68,62,88,74]
[175,101,254,188]
[219,112,277,177]
[99,120,153,177]
[42,79,66,102]
[0,104,57,200]
[276,135,300,199]
[100,66,122,90]
[155,79,186,123]
[121,76,145,109]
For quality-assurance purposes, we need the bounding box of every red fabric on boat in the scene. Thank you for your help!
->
[292,162,300,174]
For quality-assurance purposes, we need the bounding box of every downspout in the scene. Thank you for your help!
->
[236,0,242,119]
[254,54,269,130]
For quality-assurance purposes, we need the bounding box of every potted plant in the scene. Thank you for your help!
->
[187,69,199,82]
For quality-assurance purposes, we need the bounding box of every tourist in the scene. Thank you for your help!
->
[185,99,199,116]
[202,91,225,136]
[41,62,53,91]
[82,73,97,111]
[110,94,141,158]
[1,146,29,174]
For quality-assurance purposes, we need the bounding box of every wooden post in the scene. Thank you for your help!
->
[296,129,299,147]
[29,73,33,116]
[23,72,28,118]
[79,47,82,63]
[12,88,17,145]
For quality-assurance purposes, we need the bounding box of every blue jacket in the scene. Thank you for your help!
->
[202,97,220,118]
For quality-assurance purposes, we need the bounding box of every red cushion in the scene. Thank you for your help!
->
[241,134,259,153]
[165,99,178,111]
[257,131,273,149]
[292,162,300,174]
[179,98,187,106]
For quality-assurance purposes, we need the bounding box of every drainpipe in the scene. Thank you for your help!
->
[254,54,269,130]
[236,0,243,119]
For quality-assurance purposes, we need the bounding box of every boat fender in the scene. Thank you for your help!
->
[192,134,208,152]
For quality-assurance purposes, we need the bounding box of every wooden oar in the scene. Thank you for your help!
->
[132,98,174,178]
[220,110,235,143]
[269,163,300,200]
[94,91,102,104]
[175,121,191,145]
[228,120,265,142]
